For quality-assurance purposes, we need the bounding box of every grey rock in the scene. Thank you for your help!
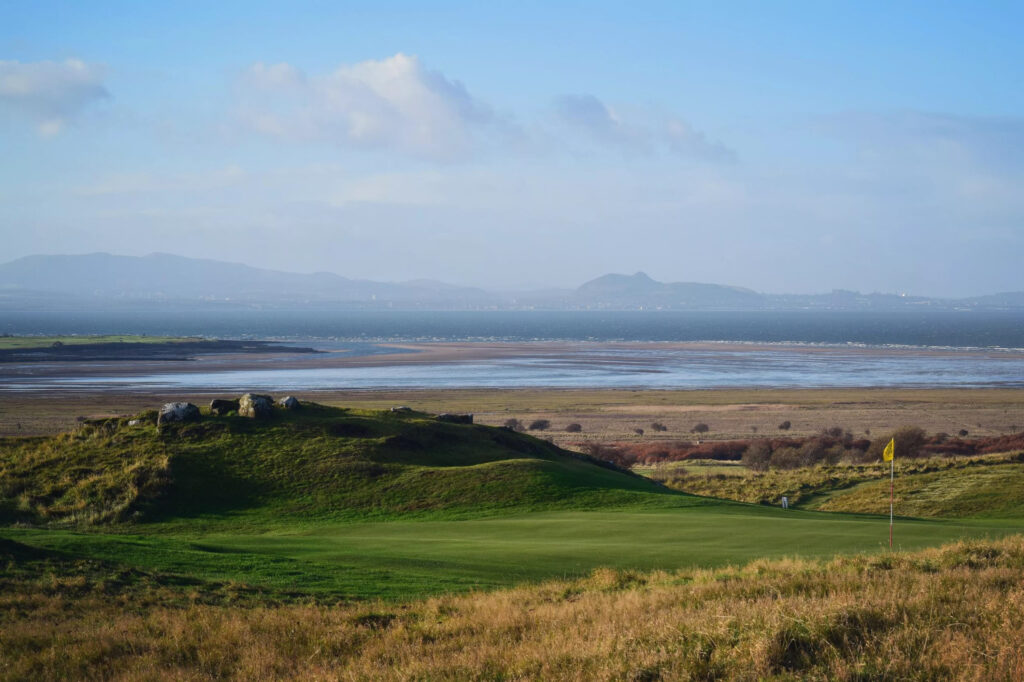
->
[239,393,274,419]
[390,406,413,413]
[210,398,240,416]
[278,396,300,410]
[158,402,200,426]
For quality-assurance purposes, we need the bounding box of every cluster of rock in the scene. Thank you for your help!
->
[156,402,200,426]
[156,393,301,426]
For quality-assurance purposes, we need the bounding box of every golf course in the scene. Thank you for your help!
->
[3,399,1024,679]
[2,401,1021,601]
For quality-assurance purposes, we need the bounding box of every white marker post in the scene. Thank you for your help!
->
[883,436,895,550]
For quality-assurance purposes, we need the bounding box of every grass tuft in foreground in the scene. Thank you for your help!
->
[2,535,1022,680]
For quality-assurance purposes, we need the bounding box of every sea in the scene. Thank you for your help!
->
[2,310,1024,391]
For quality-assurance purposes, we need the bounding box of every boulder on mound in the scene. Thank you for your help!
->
[239,393,274,419]
[278,396,301,410]
[210,398,240,416]
[158,402,200,426]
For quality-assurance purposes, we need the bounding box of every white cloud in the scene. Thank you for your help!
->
[0,59,108,135]
[553,94,637,146]
[664,118,736,162]
[553,93,735,162]
[236,54,493,160]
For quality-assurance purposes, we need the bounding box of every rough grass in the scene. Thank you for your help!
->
[2,534,1023,680]
[646,453,1024,512]
[6,387,1024,446]
[813,462,1024,518]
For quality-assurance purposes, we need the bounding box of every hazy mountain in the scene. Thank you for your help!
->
[576,272,762,309]
[0,253,1021,311]
[0,253,493,308]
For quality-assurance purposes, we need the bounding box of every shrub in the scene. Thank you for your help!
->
[528,419,551,431]
[742,441,772,471]
[778,421,792,431]
[564,423,582,433]
[867,426,927,460]
[691,423,710,434]
[650,422,668,432]
[503,418,524,432]
[769,446,802,469]
[634,428,645,437]
[958,429,969,437]
[581,442,637,468]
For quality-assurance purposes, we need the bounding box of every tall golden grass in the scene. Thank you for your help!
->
[3,536,1024,680]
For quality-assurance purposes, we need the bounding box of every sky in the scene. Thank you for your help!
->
[1,1,1022,297]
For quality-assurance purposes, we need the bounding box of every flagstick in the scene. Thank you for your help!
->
[889,457,894,550]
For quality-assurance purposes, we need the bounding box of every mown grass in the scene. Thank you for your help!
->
[4,504,1019,601]
[0,335,190,349]
[3,534,1023,680]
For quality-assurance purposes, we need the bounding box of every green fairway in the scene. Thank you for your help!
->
[4,505,1020,601]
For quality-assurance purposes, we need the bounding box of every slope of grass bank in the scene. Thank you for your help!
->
[811,463,1024,518]
[645,452,1024,516]
[3,534,1023,680]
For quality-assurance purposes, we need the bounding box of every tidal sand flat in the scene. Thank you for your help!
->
[3,341,1024,392]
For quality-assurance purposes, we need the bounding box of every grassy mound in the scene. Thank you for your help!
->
[0,403,675,526]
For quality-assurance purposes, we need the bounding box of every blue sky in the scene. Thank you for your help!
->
[2,1,1022,295]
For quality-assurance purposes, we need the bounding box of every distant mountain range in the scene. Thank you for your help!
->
[0,253,1021,311]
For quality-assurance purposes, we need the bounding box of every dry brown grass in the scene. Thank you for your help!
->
[4,536,1024,680]
[5,387,1024,445]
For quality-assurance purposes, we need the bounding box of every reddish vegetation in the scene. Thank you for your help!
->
[578,431,1024,468]
[925,432,1024,456]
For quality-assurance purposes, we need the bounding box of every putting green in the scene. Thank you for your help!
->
[6,506,1020,601]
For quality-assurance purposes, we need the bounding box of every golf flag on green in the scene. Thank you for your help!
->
[884,437,895,548]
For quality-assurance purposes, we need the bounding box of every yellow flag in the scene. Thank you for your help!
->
[883,437,895,462]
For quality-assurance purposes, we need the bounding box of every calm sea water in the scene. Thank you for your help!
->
[3,311,1023,390]
[3,310,1024,348]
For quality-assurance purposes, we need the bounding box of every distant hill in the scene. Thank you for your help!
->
[0,252,1021,311]
[0,252,493,309]
[576,271,762,309]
